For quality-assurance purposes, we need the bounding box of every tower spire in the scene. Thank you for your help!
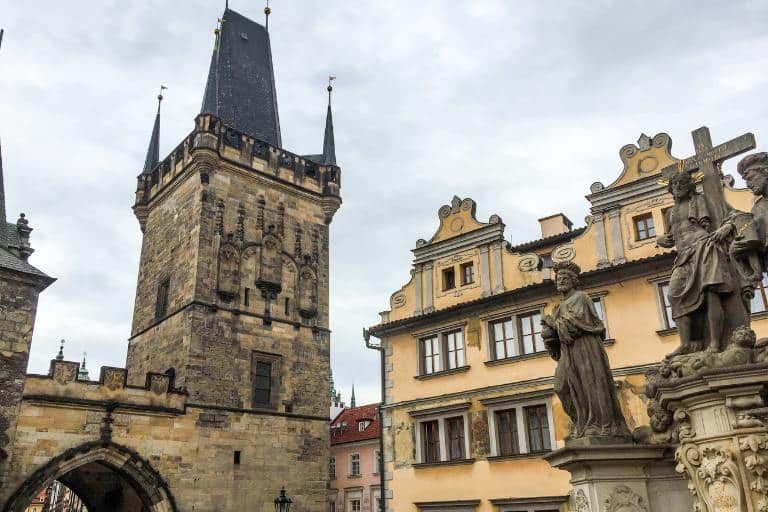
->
[142,86,165,175]
[350,383,356,408]
[0,30,7,225]
[322,76,337,166]
[78,352,90,380]
[56,339,65,361]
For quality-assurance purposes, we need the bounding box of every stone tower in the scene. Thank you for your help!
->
[126,6,341,417]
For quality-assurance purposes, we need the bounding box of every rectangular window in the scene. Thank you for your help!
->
[233,450,241,465]
[519,311,544,354]
[658,282,676,329]
[460,262,475,285]
[491,318,517,359]
[662,207,673,233]
[243,287,250,307]
[524,405,552,453]
[752,274,768,314]
[445,330,465,369]
[442,267,456,290]
[446,416,466,460]
[155,278,170,319]
[495,409,520,456]
[253,361,272,406]
[421,420,440,463]
[350,500,361,512]
[285,297,290,315]
[421,335,442,374]
[634,213,656,241]
[350,453,361,476]
[592,296,608,339]
[329,503,336,512]
[329,456,336,480]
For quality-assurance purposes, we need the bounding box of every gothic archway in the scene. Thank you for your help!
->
[3,441,178,512]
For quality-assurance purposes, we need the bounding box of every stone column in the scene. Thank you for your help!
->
[423,262,434,314]
[413,265,423,316]
[545,444,691,512]
[653,364,768,512]
[491,241,504,294]
[479,246,491,297]
[591,214,610,268]
[607,209,626,265]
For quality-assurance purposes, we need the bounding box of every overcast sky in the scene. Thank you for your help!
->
[2,1,768,405]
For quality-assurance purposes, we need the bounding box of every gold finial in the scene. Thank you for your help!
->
[265,0,271,31]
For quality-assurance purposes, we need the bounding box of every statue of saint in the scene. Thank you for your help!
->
[542,261,630,444]
[731,152,768,281]
[656,171,749,355]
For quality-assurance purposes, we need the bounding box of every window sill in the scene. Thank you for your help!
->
[415,366,470,380]
[487,451,552,462]
[412,458,475,469]
[347,474,362,479]
[656,328,677,337]
[751,311,768,321]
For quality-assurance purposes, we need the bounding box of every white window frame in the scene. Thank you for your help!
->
[484,305,546,361]
[373,449,381,475]
[588,291,609,339]
[413,410,471,464]
[349,452,361,476]
[648,275,675,330]
[371,488,381,512]
[414,322,468,376]
[329,456,336,480]
[485,396,556,457]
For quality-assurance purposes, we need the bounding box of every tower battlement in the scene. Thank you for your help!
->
[134,114,341,230]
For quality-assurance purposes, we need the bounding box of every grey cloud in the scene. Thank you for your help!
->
[3,0,768,405]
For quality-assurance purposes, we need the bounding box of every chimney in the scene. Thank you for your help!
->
[538,213,573,239]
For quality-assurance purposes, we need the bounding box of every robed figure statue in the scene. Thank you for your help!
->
[542,261,630,444]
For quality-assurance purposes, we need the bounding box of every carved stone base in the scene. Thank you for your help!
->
[544,444,692,511]
[654,363,768,512]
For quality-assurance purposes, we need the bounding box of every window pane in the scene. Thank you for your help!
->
[525,405,551,453]
[751,274,768,313]
[592,298,603,321]
[520,312,543,354]
[422,421,440,463]
[447,417,465,460]
[253,361,272,405]
[496,409,519,456]
[659,283,677,329]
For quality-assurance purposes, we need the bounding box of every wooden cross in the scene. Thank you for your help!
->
[661,126,756,227]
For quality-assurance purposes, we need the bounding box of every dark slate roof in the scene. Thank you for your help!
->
[322,102,336,166]
[0,246,49,279]
[509,226,587,253]
[142,107,160,175]
[201,8,282,147]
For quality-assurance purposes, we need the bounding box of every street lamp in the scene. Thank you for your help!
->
[274,487,292,512]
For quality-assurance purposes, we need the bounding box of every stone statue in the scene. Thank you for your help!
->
[542,261,630,444]
[731,152,768,283]
[656,170,750,355]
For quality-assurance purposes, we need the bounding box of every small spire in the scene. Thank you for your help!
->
[322,76,337,166]
[350,383,356,408]
[265,0,271,32]
[0,139,6,226]
[78,352,90,380]
[141,86,166,175]
[56,339,65,361]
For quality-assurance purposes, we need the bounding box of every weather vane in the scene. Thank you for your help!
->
[265,0,272,31]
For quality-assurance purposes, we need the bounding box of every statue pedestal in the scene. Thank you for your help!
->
[544,444,692,511]
[654,363,768,512]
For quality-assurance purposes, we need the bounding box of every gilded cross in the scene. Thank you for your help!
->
[661,126,756,227]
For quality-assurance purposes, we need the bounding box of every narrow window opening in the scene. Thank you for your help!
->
[460,262,475,285]
[155,278,170,320]
[253,361,272,406]
[244,287,250,307]
[442,267,456,291]
[284,297,290,315]
[233,450,241,465]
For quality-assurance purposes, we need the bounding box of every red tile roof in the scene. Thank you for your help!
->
[330,403,380,445]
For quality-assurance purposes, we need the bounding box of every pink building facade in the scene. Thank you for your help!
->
[329,404,382,512]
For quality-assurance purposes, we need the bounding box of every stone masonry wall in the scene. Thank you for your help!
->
[2,398,329,512]
[0,273,41,490]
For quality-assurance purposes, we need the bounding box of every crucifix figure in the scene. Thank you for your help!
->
[657,127,755,356]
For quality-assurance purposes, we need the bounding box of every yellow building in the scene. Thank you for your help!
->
[364,129,768,512]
